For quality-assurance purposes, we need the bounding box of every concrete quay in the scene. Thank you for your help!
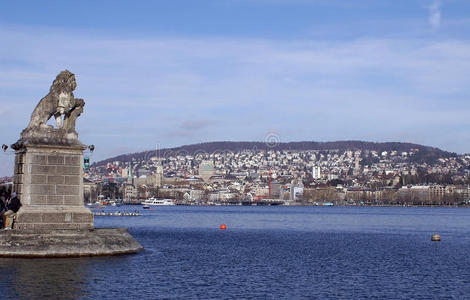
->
[0,228,143,257]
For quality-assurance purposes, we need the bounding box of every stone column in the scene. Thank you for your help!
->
[13,143,94,230]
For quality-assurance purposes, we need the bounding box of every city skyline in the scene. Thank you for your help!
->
[1,0,470,176]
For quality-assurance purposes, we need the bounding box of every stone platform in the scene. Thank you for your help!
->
[0,228,143,257]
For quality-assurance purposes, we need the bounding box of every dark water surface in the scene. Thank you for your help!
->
[1,206,470,299]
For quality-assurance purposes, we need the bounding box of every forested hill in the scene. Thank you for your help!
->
[94,141,456,166]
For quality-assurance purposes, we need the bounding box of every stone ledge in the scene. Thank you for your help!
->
[0,228,143,257]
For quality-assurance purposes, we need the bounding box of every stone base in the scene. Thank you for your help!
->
[15,206,94,230]
[0,228,143,257]
[13,127,85,150]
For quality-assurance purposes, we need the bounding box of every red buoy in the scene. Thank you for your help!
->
[220,224,227,230]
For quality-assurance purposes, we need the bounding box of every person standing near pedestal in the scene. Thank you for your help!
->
[4,192,21,230]
[0,194,6,228]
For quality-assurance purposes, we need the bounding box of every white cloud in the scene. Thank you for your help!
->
[429,0,441,29]
[0,25,470,175]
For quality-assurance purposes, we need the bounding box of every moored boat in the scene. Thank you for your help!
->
[141,197,175,206]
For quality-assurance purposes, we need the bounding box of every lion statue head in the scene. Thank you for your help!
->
[50,70,77,96]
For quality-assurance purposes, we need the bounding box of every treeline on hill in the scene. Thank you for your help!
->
[95,141,456,166]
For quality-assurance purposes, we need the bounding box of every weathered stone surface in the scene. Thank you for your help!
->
[48,155,65,165]
[64,195,80,205]
[16,223,87,231]
[0,229,143,257]
[15,212,43,224]
[15,153,24,165]
[15,206,93,229]
[11,70,85,141]
[31,165,56,175]
[31,154,46,164]
[65,156,81,166]
[31,184,55,195]
[47,175,65,184]
[14,174,24,184]
[64,175,79,185]
[56,185,79,195]
[47,195,64,205]
[42,212,67,223]
[31,174,46,184]
[16,163,24,174]
[31,195,47,205]
[56,166,81,175]
[15,146,90,229]
[72,212,94,223]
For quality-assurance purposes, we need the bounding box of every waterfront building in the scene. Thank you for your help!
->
[124,184,137,201]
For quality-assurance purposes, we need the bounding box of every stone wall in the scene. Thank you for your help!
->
[14,144,94,230]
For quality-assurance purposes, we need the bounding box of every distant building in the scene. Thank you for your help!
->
[135,172,162,188]
[271,182,282,199]
[127,162,133,185]
[199,160,215,182]
[312,166,321,179]
[121,168,128,178]
[83,178,99,203]
[354,158,361,175]
[124,184,137,200]
[293,186,304,200]
[155,165,163,187]
[136,167,150,177]
[398,185,429,202]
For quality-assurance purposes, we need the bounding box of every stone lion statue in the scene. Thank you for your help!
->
[63,98,85,131]
[26,70,83,131]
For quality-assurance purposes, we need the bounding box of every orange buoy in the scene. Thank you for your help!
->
[220,224,227,230]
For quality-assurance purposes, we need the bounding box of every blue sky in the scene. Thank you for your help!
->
[1,0,470,175]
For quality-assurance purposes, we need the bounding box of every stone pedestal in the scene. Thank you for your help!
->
[13,142,94,230]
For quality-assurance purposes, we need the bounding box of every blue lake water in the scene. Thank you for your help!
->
[1,206,470,299]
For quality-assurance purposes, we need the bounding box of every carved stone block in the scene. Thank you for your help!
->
[72,212,94,223]
[48,155,65,165]
[31,195,47,205]
[47,175,65,185]
[65,156,81,166]
[31,165,56,175]
[31,155,46,164]
[31,175,46,184]
[56,166,81,176]
[31,184,56,195]
[64,175,80,185]
[64,195,80,205]
[47,195,64,205]
[56,185,79,195]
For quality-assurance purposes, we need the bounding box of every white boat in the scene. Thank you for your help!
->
[141,197,175,206]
